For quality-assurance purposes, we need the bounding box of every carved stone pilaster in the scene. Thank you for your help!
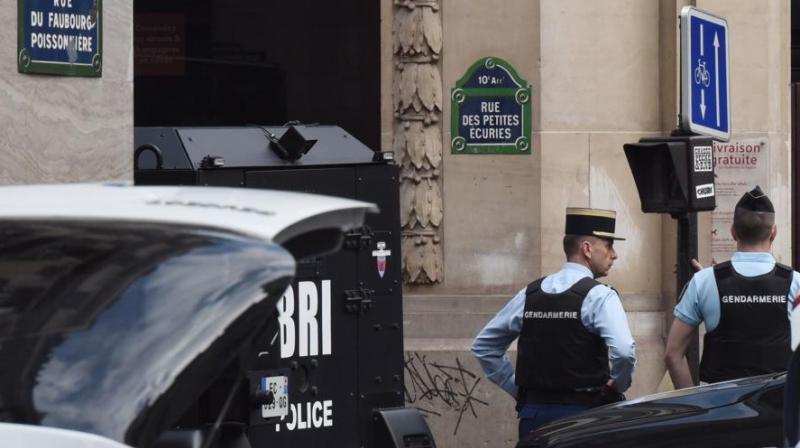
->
[393,0,443,284]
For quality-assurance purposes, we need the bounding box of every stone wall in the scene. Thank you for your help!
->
[0,1,790,447]
[0,1,132,184]
[393,1,792,447]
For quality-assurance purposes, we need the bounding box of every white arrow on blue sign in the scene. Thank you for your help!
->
[680,7,730,141]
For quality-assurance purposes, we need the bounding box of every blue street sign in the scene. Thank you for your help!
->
[18,0,103,76]
[680,7,730,141]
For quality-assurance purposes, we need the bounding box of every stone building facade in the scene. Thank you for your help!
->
[0,1,792,447]
[388,1,792,446]
[0,2,131,184]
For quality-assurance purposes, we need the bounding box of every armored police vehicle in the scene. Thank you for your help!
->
[0,184,408,446]
[133,125,433,448]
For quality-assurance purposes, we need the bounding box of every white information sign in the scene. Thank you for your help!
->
[711,137,769,263]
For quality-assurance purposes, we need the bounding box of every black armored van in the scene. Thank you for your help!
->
[134,125,433,448]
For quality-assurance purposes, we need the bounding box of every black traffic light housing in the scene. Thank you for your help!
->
[624,135,716,214]
[624,133,716,385]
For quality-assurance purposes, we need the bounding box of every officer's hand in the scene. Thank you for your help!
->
[606,379,615,389]
[690,259,704,272]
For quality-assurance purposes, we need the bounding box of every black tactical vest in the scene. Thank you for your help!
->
[515,276,609,396]
[700,261,792,383]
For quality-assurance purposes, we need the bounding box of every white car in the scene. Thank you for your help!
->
[0,183,374,448]
[0,423,131,448]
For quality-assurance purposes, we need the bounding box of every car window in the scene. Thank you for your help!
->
[0,220,294,445]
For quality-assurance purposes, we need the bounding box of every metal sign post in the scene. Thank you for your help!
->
[675,6,729,382]
[674,210,700,384]
[625,6,728,386]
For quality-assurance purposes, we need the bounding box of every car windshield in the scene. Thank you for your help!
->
[0,220,294,444]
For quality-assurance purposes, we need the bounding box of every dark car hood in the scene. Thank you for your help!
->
[0,221,294,446]
[521,374,783,447]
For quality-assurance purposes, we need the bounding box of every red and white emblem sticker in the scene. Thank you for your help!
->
[372,241,391,278]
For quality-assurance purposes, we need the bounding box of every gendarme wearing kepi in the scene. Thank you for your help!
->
[666,185,800,389]
[471,207,636,441]
[565,207,626,241]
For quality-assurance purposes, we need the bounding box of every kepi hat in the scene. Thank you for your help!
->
[565,208,625,241]
[735,185,774,213]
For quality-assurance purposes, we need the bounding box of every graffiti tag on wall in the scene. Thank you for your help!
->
[403,352,488,435]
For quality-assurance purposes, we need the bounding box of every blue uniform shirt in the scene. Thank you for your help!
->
[471,263,637,398]
[674,252,800,331]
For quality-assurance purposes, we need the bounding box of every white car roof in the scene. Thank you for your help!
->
[0,183,377,243]
[0,423,131,448]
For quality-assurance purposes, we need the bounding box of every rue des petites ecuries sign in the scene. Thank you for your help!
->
[18,0,102,76]
[451,57,531,154]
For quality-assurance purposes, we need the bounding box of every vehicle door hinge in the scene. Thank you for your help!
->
[344,226,373,250]
[344,288,374,314]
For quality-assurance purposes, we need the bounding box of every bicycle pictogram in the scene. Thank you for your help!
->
[694,59,710,87]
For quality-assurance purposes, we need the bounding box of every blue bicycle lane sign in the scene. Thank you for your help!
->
[680,7,730,141]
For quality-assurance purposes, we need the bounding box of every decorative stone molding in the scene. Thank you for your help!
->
[393,0,443,284]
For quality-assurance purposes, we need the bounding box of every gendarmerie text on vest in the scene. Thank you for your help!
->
[524,311,579,319]
[721,295,786,304]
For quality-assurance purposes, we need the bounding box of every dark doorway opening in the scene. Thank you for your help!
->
[133,1,381,150]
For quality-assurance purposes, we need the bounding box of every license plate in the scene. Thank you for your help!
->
[260,375,289,419]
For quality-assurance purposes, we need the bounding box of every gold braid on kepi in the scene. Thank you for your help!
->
[565,207,625,241]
